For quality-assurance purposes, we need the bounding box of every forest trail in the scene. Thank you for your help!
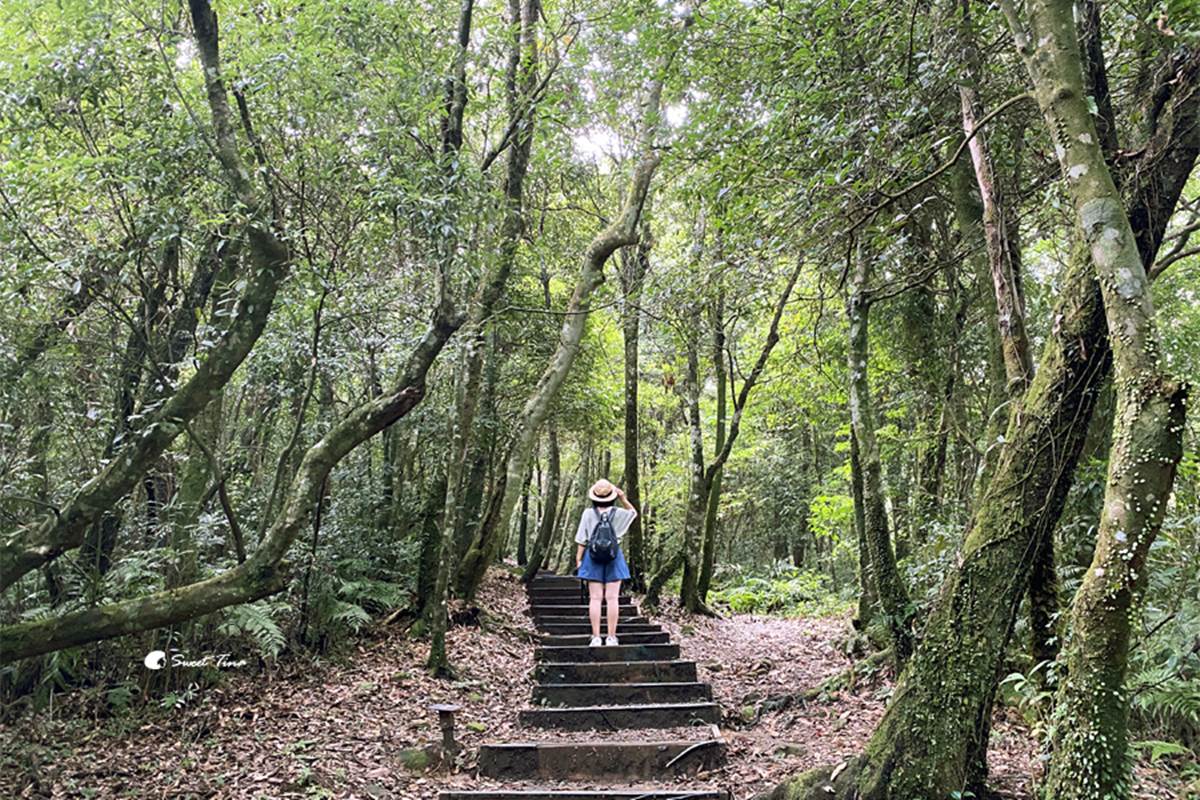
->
[441,572,728,800]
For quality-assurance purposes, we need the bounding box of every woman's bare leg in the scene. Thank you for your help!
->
[588,580,603,639]
[605,580,621,638]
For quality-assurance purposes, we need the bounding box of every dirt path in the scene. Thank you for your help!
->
[0,569,1184,799]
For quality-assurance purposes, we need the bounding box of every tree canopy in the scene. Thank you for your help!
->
[1,1,1199,798]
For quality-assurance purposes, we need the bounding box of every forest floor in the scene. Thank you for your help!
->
[0,566,1188,799]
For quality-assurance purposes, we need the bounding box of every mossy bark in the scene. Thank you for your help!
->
[0,0,290,593]
[619,228,650,591]
[849,431,876,631]
[997,1,1189,797]
[755,228,1112,800]
[495,76,663,593]
[0,0,463,661]
[429,0,540,671]
[845,250,913,664]
[753,7,1197,799]
[521,427,561,581]
[679,340,710,612]
[698,291,727,602]
[515,463,532,565]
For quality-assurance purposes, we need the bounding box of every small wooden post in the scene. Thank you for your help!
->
[429,703,462,759]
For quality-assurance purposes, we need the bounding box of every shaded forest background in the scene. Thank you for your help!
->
[1,0,1199,797]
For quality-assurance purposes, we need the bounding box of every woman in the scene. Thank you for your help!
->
[574,479,637,647]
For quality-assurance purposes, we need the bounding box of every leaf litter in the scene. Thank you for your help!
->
[0,568,1186,799]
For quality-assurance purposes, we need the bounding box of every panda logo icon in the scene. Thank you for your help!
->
[144,650,167,670]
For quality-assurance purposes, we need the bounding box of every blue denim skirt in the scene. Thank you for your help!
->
[577,545,631,583]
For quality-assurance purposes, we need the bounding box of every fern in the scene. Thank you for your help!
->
[337,577,405,613]
[218,601,286,658]
[1135,678,1200,726]
[330,601,371,632]
[1132,739,1192,764]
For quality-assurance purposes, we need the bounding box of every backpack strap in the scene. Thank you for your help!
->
[589,507,613,543]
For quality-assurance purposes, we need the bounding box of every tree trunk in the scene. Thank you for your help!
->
[416,471,449,622]
[516,465,532,565]
[503,77,664,597]
[0,0,463,661]
[645,549,683,608]
[0,0,292,594]
[1,295,460,662]
[698,290,727,601]
[846,248,913,663]
[459,47,668,606]
[998,2,1188,797]
[680,257,801,612]
[426,0,540,673]
[757,14,1198,798]
[619,226,650,591]
[761,247,1111,800]
[949,151,1008,503]
[959,16,1055,694]
[679,340,710,612]
[520,426,561,580]
[849,430,876,631]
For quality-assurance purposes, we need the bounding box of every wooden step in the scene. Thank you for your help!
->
[532,604,639,618]
[535,615,649,628]
[538,622,662,636]
[477,738,726,780]
[527,576,589,590]
[528,590,634,602]
[535,643,680,663]
[529,598,638,609]
[532,681,712,706]
[440,791,729,800]
[539,631,669,646]
[520,701,721,730]
[534,660,698,684]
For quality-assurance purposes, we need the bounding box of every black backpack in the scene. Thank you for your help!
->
[588,508,619,564]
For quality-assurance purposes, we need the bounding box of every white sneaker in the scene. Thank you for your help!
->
[588,635,602,647]
[605,635,619,647]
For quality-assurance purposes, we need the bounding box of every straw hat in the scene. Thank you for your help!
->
[587,479,618,503]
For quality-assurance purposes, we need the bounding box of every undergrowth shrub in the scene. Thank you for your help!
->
[707,563,849,616]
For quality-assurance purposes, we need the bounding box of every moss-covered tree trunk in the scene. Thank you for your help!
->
[488,75,666,596]
[849,430,876,632]
[515,465,532,566]
[958,11,1055,695]
[679,338,710,612]
[426,0,543,671]
[0,0,292,594]
[760,247,1111,800]
[520,426,561,581]
[619,229,649,590]
[757,6,1197,799]
[0,0,463,663]
[996,2,1188,797]
[698,290,727,602]
[845,249,913,664]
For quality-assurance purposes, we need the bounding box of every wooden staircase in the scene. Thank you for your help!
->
[439,572,727,800]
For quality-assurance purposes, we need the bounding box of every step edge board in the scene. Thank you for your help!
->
[479,738,723,749]
[520,702,721,713]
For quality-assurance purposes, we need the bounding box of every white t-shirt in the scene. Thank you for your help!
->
[575,506,636,545]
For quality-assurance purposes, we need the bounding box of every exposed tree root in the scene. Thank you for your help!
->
[754,760,858,800]
[742,648,893,724]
